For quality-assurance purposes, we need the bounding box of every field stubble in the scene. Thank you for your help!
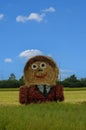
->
[0,88,86,130]
[0,88,86,105]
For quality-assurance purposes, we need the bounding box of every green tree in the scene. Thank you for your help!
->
[8,73,16,80]
[19,75,24,85]
[62,74,82,87]
[80,78,86,87]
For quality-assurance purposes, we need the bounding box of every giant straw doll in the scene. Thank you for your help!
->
[19,55,64,104]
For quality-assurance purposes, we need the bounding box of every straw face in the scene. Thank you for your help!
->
[24,55,59,86]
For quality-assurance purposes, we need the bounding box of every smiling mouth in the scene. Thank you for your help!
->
[35,72,47,79]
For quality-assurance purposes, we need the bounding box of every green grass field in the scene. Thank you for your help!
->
[0,88,86,130]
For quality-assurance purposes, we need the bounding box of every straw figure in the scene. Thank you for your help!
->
[19,55,64,104]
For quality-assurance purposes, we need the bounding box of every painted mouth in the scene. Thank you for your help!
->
[35,72,47,79]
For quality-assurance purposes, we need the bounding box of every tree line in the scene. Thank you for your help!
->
[61,74,86,87]
[0,73,86,88]
[0,73,24,88]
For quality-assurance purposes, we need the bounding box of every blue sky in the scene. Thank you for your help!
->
[0,0,86,80]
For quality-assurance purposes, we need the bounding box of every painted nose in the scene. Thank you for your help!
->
[38,69,43,72]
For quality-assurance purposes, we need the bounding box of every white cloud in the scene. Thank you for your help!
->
[16,15,28,23]
[16,13,45,23]
[19,49,43,59]
[4,58,12,63]
[60,69,74,73]
[16,6,56,23]
[42,7,56,13]
[0,14,4,20]
[28,13,45,22]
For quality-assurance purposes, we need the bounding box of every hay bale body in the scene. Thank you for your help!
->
[19,55,64,104]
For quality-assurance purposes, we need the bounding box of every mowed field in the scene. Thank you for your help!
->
[0,88,86,130]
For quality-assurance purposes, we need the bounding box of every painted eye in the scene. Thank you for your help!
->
[40,62,46,69]
[31,64,38,70]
